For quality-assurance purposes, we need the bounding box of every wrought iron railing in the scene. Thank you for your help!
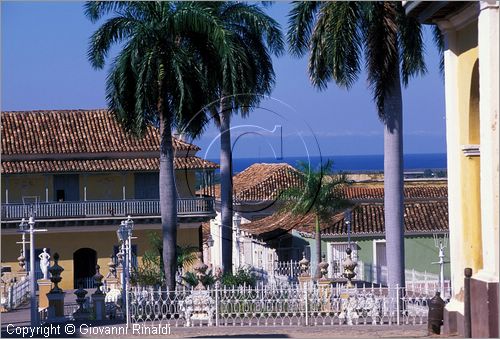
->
[1,197,215,220]
[128,283,433,327]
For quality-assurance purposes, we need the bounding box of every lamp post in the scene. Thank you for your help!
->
[345,210,352,248]
[19,216,47,326]
[116,215,134,328]
[17,218,28,261]
[432,234,449,297]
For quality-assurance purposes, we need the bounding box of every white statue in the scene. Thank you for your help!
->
[39,248,50,280]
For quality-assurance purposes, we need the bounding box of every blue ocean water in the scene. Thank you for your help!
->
[210,153,447,173]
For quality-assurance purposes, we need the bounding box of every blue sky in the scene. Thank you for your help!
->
[1,2,446,159]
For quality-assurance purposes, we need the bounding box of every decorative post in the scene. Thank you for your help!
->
[73,283,90,321]
[46,253,65,322]
[299,252,310,277]
[317,254,332,312]
[104,254,119,291]
[342,248,357,288]
[16,249,28,281]
[116,251,124,290]
[181,252,215,326]
[91,265,106,321]
[464,268,472,338]
[318,254,329,281]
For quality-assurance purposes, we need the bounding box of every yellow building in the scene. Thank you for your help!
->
[1,109,218,290]
[406,1,498,337]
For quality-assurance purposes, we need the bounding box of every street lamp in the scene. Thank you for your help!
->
[19,216,47,326]
[18,218,28,258]
[345,210,352,248]
[116,216,134,328]
[206,234,215,248]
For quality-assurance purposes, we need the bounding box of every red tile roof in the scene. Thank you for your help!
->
[213,163,447,202]
[213,163,304,201]
[343,185,448,200]
[242,200,448,240]
[1,157,218,174]
[1,109,199,156]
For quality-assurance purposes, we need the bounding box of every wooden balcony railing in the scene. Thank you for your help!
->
[1,197,215,221]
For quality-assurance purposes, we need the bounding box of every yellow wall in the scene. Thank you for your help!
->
[2,171,197,202]
[175,171,197,198]
[83,173,126,200]
[1,227,200,290]
[455,21,483,272]
[3,175,51,203]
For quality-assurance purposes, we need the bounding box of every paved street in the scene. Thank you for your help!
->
[2,305,433,339]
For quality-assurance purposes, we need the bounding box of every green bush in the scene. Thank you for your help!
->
[182,271,217,288]
[220,268,256,287]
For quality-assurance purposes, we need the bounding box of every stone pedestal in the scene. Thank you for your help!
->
[92,293,106,321]
[105,277,119,291]
[37,279,51,310]
[47,292,66,322]
[16,270,28,282]
[298,276,312,287]
[181,290,215,327]
[318,280,332,312]
[339,287,359,325]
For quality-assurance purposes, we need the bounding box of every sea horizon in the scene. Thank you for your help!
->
[208,153,447,173]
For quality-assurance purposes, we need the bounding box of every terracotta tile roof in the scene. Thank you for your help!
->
[344,184,448,200]
[242,200,448,240]
[1,157,218,174]
[213,163,304,201]
[1,109,199,156]
[212,163,447,202]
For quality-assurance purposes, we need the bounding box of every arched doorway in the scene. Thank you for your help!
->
[73,248,97,288]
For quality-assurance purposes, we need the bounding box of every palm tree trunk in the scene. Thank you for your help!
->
[159,100,178,290]
[315,214,321,279]
[220,97,233,273]
[383,67,405,289]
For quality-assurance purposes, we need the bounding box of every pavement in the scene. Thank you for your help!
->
[2,321,431,338]
[1,291,434,338]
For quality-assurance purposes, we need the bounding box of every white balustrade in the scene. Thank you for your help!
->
[1,198,214,220]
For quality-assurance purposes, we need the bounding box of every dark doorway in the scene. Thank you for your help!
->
[53,174,79,201]
[134,173,159,199]
[73,248,97,288]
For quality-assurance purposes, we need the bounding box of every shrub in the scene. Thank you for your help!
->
[220,268,256,288]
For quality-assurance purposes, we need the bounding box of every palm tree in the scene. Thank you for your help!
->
[85,1,234,289]
[200,3,284,273]
[287,1,430,288]
[281,161,351,278]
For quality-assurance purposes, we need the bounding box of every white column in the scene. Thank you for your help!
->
[44,175,49,202]
[83,174,88,201]
[476,0,499,282]
[122,173,126,200]
[5,176,9,204]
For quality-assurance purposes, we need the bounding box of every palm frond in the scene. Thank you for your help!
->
[287,1,321,57]
[396,3,427,86]
[432,25,445,75]
[362,2,399,118]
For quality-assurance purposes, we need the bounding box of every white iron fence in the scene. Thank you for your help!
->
[128,283,431,328]
[357,262,452,299]
[256,260,451,299]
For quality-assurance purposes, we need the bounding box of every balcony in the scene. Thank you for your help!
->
[1,197,215,222]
